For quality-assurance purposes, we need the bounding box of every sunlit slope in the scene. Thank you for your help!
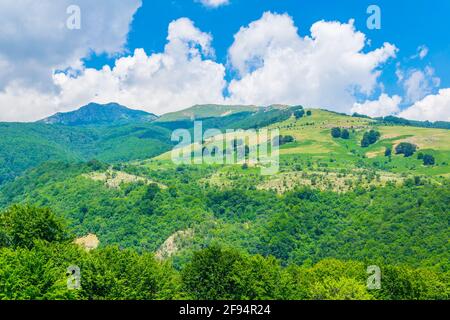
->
[272,109,450,176]
[153,108,450,178]
[157,104,260,122]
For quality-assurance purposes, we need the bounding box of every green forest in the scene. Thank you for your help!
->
[0,105,449,300]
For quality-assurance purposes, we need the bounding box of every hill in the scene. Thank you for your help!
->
[1,104,449,300]
[156,108,450,181]
[39,102,158,126]
[157,104,262,122]
[0,122,173,185]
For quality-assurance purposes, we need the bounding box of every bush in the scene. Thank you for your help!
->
[294,109,305,119]
[395,142,417,157]
[0,206,68,249]
[385,147,392,157]
[423,154,435,166]
[341,129,350,139]
[331,128,342,138]
[274,135,295,146]
[361,130,380,148]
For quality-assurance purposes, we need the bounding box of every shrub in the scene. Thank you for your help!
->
[361,130,380,148]
[422,154,435,166]
[385,147,392,157]
[331,127,342,138]
[341,129,350,139]
[395,142,417,157]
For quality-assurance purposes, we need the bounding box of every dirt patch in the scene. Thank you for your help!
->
[257,170,402,193]
[75,234,99,251]
[155,229,194,260]
[83,169,167,189]
[366,149,384,159]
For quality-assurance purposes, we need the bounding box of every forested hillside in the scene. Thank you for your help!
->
[0,205,448,300]
[0,104,449,300]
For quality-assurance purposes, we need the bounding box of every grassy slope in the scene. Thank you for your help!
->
[157,104,261,122]
[152,108,450,193]
[272,109,450,176]
[1,108,449,268]
[155,108,450,175]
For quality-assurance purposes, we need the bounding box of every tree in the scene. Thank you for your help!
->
[143,183,160,201]
[385,147,392,157]
[422,154,435,166]
[280,135,294,145]
[0,205,68,249]
[331,128,342,138]
[395,142,417,157]
[361,135,371,148]
[182,245,244,300]
[294,109,305,119]
[341,129,350,139]
[361,130,380,148]
[274,135,295,146]
[306,111,312,116]
[310,277,373,300]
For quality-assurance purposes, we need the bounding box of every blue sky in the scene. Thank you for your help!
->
[1,0,449,121]
[86,0,450,91]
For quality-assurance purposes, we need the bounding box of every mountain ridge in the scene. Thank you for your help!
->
[38,102,158,126]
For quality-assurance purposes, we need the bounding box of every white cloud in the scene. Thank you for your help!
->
[0,0,141,90]
[0,0,142,121]
[0,84,60,122]
[226,12,398,112]
[0,9,404,121]
[410,45,429,60]
[48,18,226,116]
[418,45,429,60]
[351,94,402,118]
[197,0,230,8]
[398,67,440,103]
[399,88,450,122]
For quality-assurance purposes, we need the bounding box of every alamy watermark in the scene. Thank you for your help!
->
[367,265,381,290]
[67,265,81,290]
[171,122,280,175]
[367,5,381,30]
[66,5,81,30]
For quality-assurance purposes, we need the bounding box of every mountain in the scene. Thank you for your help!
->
[39,102,158,126]
[157,104,261,122]
[1,104,450,300]
[0,120,172,185]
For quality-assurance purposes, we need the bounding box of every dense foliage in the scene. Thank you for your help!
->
[1,107,449,301]
[1,162,448,271]
[361,130,381,148]
[0,208,448,301]
[396,142,417,157]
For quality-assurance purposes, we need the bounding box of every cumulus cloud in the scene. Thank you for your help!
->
[197,0,230,8]
[0,84,60,122]
[397,66,440,103]
[399,88,450,122]
[1,9,405,121]
[351,94,401,118]
[226,12,398,112]
[0,0,142,121]
[0,0,141,90]
[53,18,226,116]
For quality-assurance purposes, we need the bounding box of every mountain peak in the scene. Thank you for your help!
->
[39,103,158,126]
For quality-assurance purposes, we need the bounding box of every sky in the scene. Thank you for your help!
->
[0,0,449,122]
